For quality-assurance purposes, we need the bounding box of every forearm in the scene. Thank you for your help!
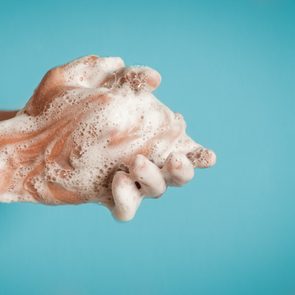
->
[0,111,18,121]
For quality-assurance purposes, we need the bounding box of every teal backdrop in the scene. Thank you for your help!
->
[0,1,294,294]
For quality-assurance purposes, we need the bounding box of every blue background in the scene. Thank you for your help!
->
[0,0,294,294]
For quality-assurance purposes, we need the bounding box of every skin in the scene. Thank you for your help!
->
[0,55,216,222]
[0,111,17,121]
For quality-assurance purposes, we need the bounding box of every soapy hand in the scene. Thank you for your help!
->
[0,55,216,221]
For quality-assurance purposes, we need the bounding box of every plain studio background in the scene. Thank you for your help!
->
[0,1,294,294]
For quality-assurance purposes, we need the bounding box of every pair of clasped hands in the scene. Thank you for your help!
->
[0,55,216,221]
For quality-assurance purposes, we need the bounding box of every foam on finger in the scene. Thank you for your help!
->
[130,154,166,198]
[111,171,143,221]
[162,152,194,186]
[187,147,217,168]
[101,66,161,93]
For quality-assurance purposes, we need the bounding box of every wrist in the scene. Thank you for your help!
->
[0,111,18,121]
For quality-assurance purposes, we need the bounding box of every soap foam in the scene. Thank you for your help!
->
[0,56,200,207]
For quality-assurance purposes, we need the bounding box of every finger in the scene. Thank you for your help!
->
[130,154,166,198]
[186,147,217,168]
[101,66,161,93]
[161,152,194,186]
[111,171,143,221]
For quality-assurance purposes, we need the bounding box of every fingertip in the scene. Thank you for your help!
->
[124,66,161,92]
[112,208,136,222]
[208,150,217,167]
[162,152,195,186]
[145,67,161,91]
[111,171,142,222]
[187,148,217,168]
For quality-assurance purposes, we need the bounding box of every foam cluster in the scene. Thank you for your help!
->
[0,55,216,221]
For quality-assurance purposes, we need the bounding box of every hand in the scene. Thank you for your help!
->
[0,55,216,221]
